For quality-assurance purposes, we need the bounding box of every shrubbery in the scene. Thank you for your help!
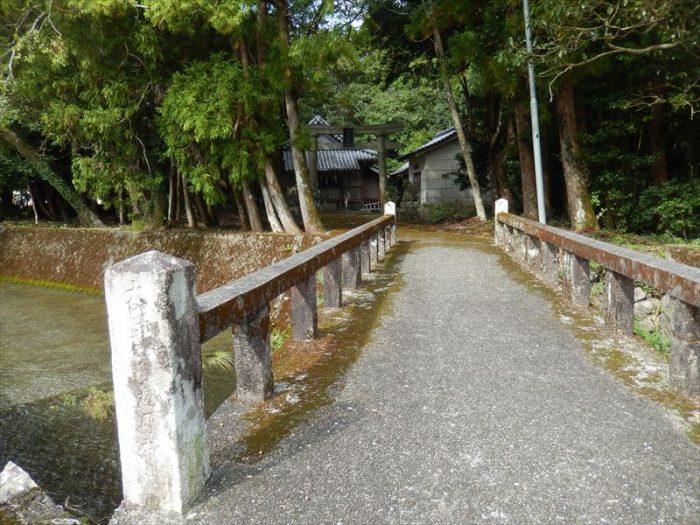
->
[422,202,471,224]
[633,180,700,239]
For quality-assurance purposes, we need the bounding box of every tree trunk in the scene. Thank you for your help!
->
[264,159,302,234]
[26,184,39,224]
[555,79,599,231]
[261,182,284,233]
[242,180,263,232]
[181,172,195,228]
[175,165,182,224]
[1,127,103,227]
[193,192,215,228]
[649,77,668,184]
[514,100,538,219]
[167,166,175,223]
[230,187,248,231]
[487,101,513,205]
[432,27,486,220]
[276,1,324,233]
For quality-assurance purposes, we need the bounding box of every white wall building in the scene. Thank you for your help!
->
[398,128,475,208]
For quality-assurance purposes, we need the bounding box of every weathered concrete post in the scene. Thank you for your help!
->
[516,230,527,261]
[104,251,209,518]
[360,239,371,274]
[605,271,634,334]
[494,198,508,246]
[233,304,274,403]
[292,273,318,340]
[378,230,386,259]
[563,251,591,307]
[384,201,397,246]
[525,234,541,272]
[342,246,361,288]
[668,298,700,396]
[541,241,559,288]
[370,235,379,264]
[323,258,342,308]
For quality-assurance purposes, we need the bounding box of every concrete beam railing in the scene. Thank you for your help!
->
[104,203,397,518]
[494,199,699,397]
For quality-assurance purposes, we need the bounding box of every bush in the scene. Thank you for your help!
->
[634,180,700,239]
[421,202,471,224]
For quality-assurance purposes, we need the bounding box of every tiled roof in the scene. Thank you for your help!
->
[283,149,376,173]
[282,115,377,172]
[398,128,456,160]
[389,161,409,177]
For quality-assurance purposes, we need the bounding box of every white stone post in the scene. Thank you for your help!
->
[384,201,397,246]
[104,251,209,517]
[494,198,508,246]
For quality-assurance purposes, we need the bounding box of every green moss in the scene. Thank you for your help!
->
[494,241,700,446]
[234,240,410,462]
[0,275,101,296]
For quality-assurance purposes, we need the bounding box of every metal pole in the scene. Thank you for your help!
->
[522,0,547,224]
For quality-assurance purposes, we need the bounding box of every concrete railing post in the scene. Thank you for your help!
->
[233,304,274,403]
[292,273,318,341]
[494,198,509,246]
[342,246,361,288]
[323,258,342,308]
[563,251,591,307]
[525,234,541,271]
[669,298,700,396]
[378,230,386,259]
[361,239,371,274]
[542,241,559,288]
[605,271,634,335]
[104,251,209,517]
[384,201,397,246]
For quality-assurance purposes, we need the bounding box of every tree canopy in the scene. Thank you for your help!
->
[1,0,698,237]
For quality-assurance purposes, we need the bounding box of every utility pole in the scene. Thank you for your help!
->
[523,0,547,224]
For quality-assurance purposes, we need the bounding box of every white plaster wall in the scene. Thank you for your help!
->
[409,140,474,206]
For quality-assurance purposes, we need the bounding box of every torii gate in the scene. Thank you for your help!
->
[305,122,403,204]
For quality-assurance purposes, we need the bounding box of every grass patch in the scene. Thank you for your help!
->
[271,325,291,351]
[82,387,114,422]
[634,320,671,355]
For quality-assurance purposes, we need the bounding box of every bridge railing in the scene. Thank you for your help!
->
[493,199,699,398]
[104,203,397,519]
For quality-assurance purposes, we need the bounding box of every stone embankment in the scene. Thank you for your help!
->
[0,226,323,292]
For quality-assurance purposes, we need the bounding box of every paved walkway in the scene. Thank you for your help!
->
[189,235,699,524]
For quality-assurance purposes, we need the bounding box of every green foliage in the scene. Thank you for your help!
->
[82,387,114,422]
[203,350,235,371]
[159,53,283,204]
[634,180,700,239]
[634,321,671,355]
[271,325,291,352]
[422,202,470,224]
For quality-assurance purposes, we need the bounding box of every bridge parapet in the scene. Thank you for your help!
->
[103,204,397,520]
[494,199,699,398]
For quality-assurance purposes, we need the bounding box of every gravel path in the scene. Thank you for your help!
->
[189,236,699,524]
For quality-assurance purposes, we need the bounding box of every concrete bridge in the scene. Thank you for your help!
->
[106,202,699,524]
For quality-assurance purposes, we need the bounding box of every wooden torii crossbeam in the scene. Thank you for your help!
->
[305,123,403,204]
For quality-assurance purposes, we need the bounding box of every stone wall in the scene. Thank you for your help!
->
[0,226,324,293]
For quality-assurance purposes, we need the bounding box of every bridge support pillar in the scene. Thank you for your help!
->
[370,236,378,264]
[292,273,318,340]
[323,258,342,308]
[361,239,371,274]
[669,298,700,396]
[605,271,634,335]
[542,241,559,288]
[525,234,541,272]
[104,251,209,518]
[342,246,361,288]
[378,230,386,259]
[563,251,590,308]
[234,303,274,403]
